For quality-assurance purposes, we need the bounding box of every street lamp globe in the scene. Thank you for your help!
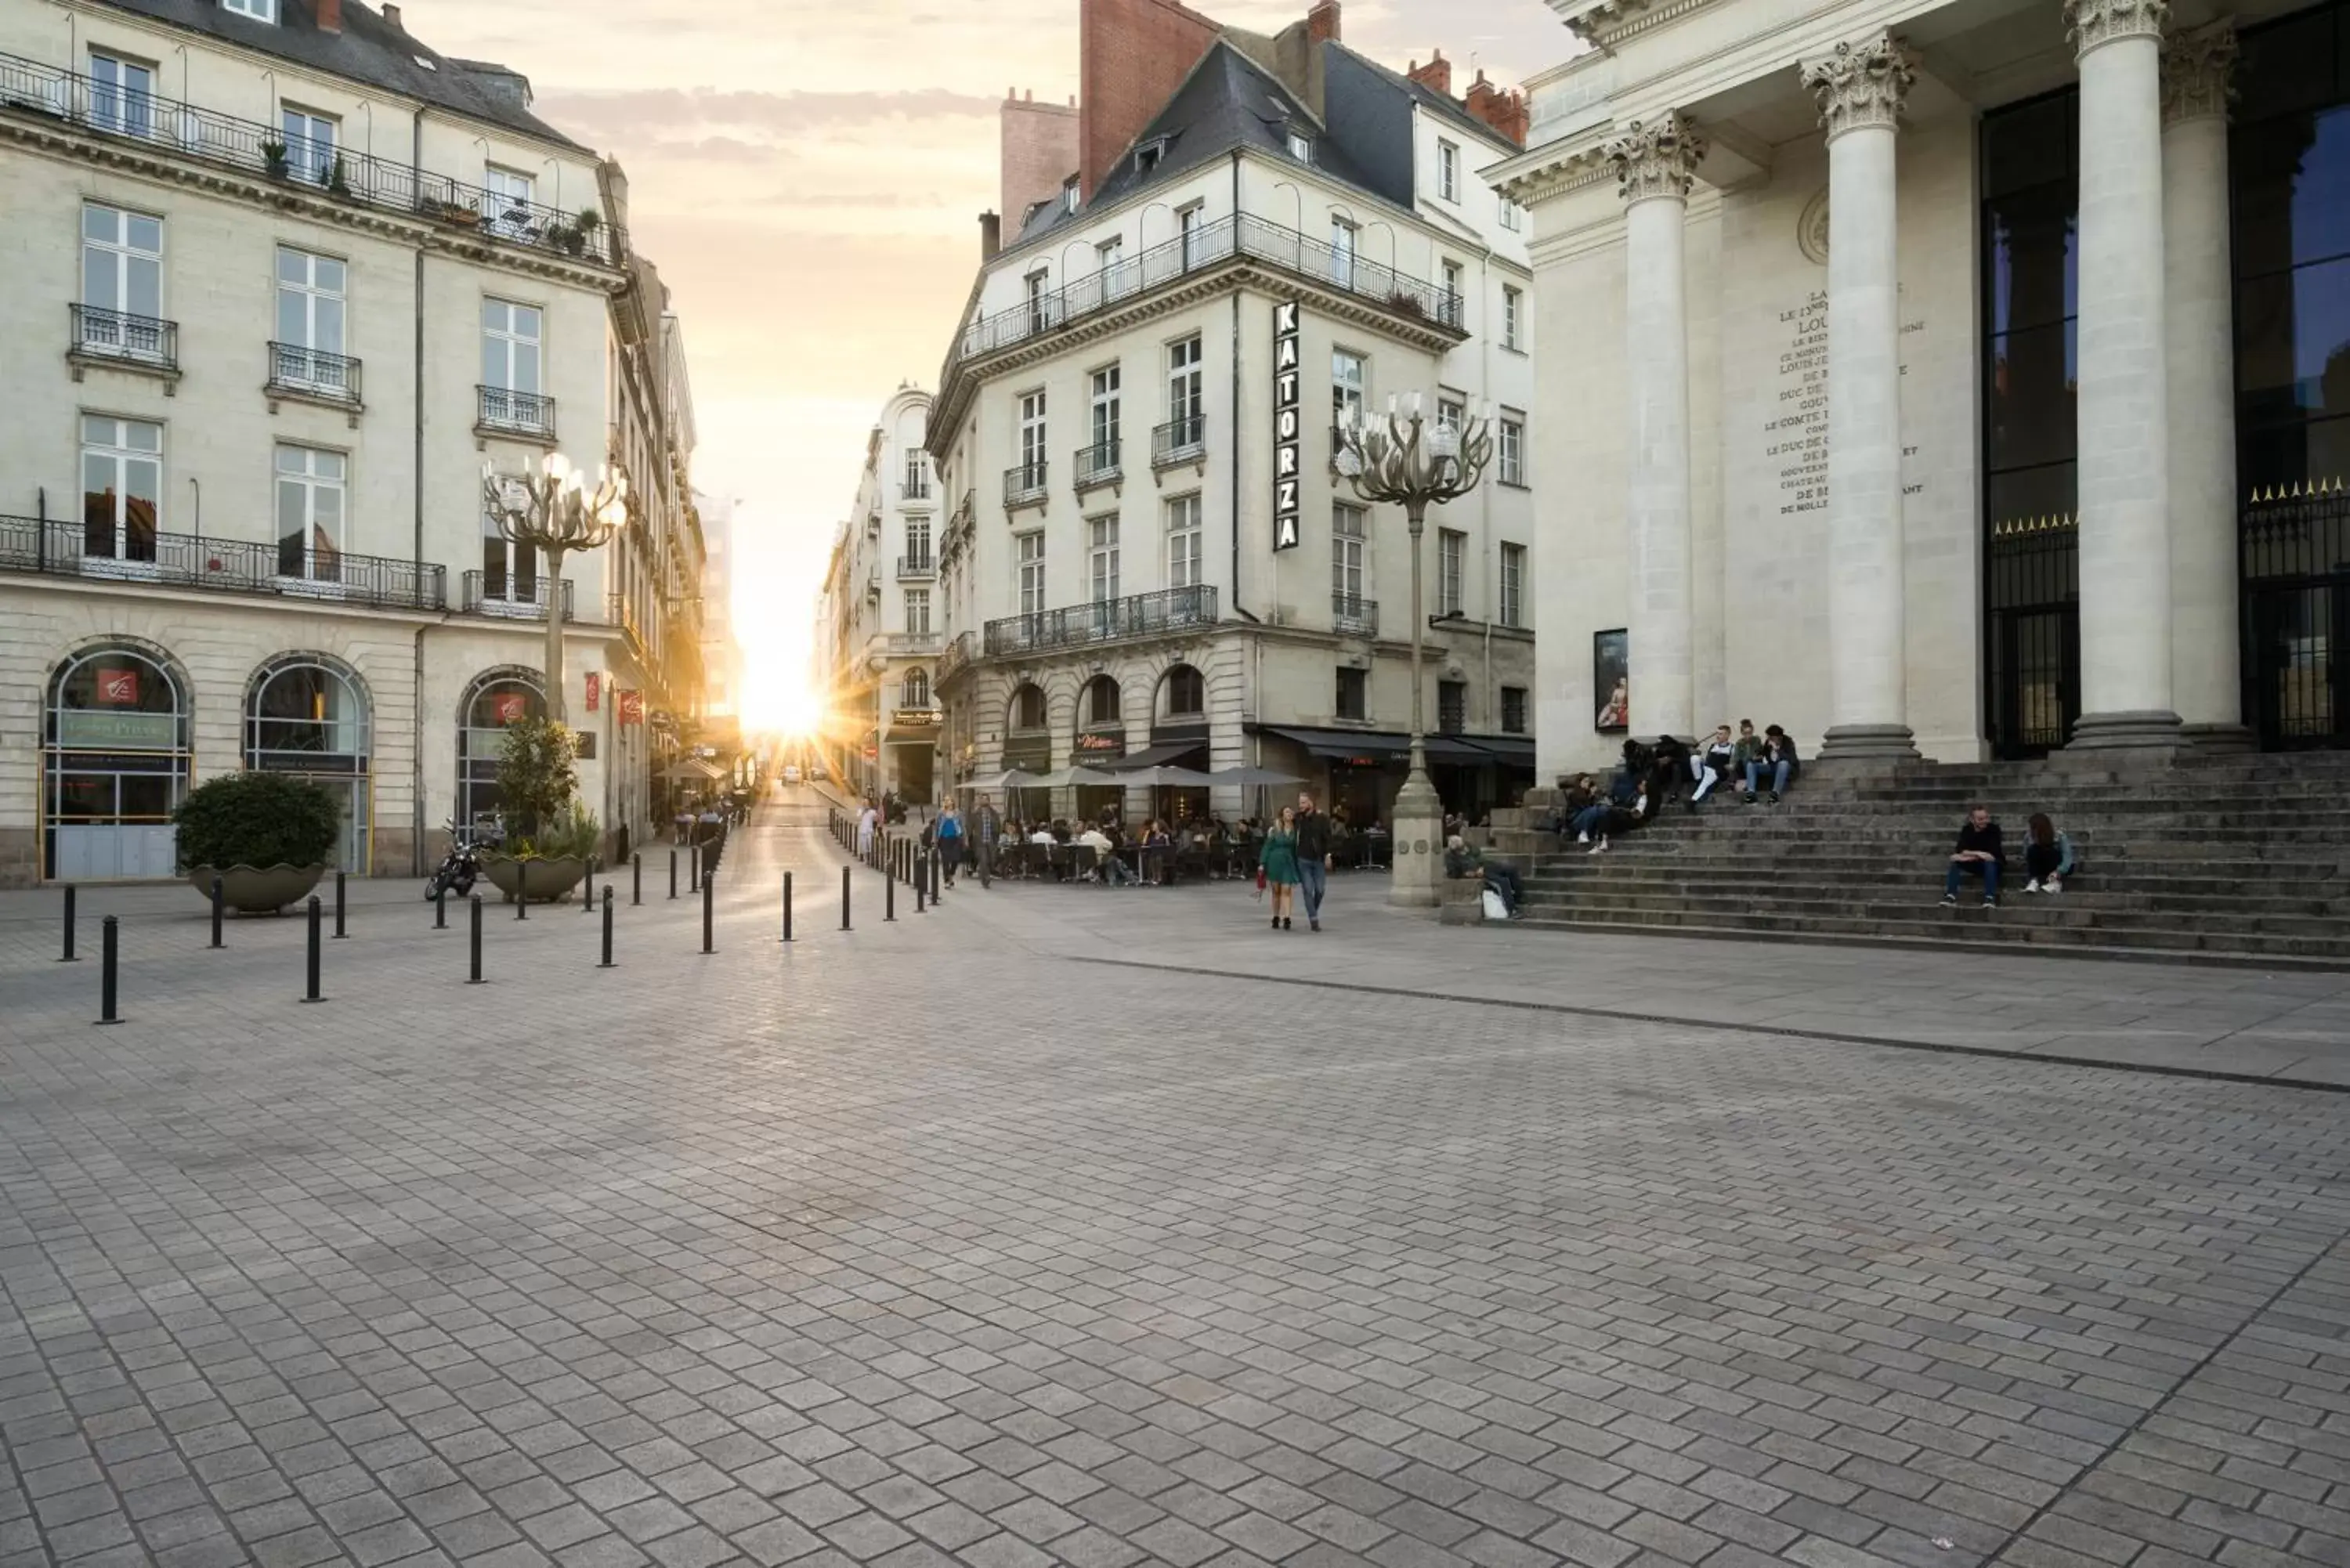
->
[480,450,629,725]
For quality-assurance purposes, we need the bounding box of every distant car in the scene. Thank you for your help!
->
[780,764,803,785]
[808,764,827,782]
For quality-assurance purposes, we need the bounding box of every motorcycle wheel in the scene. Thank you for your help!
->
[451,872,477,897]
[424,873,444,901]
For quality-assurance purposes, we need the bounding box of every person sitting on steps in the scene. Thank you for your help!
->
[1942,805,2005,909]
[1743,724,1800,804]
[2023,813,2078,894]
[1445,835,1525,918]
[1690,725,1737,808]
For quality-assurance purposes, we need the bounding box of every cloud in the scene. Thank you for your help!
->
[533,85,1002,142]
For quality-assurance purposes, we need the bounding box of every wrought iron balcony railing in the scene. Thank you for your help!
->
[896,553,936,580]
[954,214,1464,365]
[937,630,976,688]
[1004,461,1048,509]
[0,49,624,266]
[70,304,176,371]
[901,476,933,501]
[462,569,574,620]
[983,585,1217,656]
[1152,415,1206,466]
[1332,593,1379,637]
[478,385,556,440]
[0,513,443,609]
[267,341,361,403]
[1074,440,1122,490]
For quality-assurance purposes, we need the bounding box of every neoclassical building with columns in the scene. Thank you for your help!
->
[1495,0,2348,772]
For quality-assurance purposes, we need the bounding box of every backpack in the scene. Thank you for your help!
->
[1480,888,1509,921]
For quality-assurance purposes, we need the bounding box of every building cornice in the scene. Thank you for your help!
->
[1548,0,1723,49]
[1489,139,1615,207]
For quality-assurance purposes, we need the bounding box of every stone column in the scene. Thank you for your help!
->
[1607,115,1704,742]
[1802,34,1919,761]
[2162,22,2249,748]
[2066,0,2181,750]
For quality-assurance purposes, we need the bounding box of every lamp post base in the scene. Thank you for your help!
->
[1386,766,1444,908]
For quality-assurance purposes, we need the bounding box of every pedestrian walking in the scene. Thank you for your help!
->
[856,800,878,861]
[1260,805,1303,931]
[1293,791,1332,932]
[935,801,964,885]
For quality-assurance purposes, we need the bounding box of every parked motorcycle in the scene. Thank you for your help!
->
[425,815,503,899]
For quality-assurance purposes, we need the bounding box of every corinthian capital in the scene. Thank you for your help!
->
[1606,114,1705,205]
[2160,21,2236,124]
[1800,32,1915,139]
[2063,0,2169,59]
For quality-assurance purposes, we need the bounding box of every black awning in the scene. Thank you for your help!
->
[1470,735,1535,764]
[1253,725,1515,766]
[1097,740,1209,772]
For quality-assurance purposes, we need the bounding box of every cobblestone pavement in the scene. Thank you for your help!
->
[4,800,2348,1568]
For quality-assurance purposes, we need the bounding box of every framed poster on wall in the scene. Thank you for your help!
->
[1593,630,1629,733]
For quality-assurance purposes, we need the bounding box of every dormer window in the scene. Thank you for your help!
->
[1061,178,1079,215]
[222,0,277,20]
[1134,139,1167,175]
[1287,129,1314,163]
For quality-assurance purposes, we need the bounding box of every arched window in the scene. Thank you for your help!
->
[247,656,372,871]
[1160,663,1205,719]
[1010,683,1048,732]
[1083,674,1122,728]
[457,667,544,832]
[44,643,191,880]
[902,667,931,710]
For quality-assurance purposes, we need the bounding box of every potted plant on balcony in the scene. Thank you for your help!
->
[327,154,352,197]
[260,138,289,179]
[479,716,595,901]
[1386,289,1425,318]
[176,771,338,912]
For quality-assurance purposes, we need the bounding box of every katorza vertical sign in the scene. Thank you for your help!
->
[1271,300,1302,551]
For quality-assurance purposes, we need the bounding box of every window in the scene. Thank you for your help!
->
[1501,686,1528,734]
[274,445,345,582]
[1061,179,1079,215]
[282,106,338,185]
[1438,139,1460,201]
[1166,494,1202,589]
[1288,129,1314,162]
[905,517,931,570]
[1437,529,1466,617]
[81,416,162,563]
[222,0,277,18]
[1018,390,1047,484]
[1438,681,1466,734]
[1018,532,1045,616]
[1499,415,1525,486]
[1087,515,1119,605]
[1097,235,1125,296]
[274,247,347,391]
[1503,286,1523,351]
[1013,684,1048,730]
[1332,503,1366,605]
[1336,666,1368,721]
[482,299,542,392]
[1179,203,1204,268]
[1168,334,1203,446]
[904,588,931,635]
[904,451,929,498]
[81,204,164,355]
[1136,139,1166,175]
[1437,396,1464,433]
[480,481,538,604]
[1332,349,1365,433]
[88,52,154,136]
[1163,665,1205,717]
[1085,675,1121,727]
[902,669,931,710]
[1441,258,1463,313]
[1500,543,1526,629]
[1500,195,1522,232]
[1025,270,1052,333]
[485,166,535,238]
[1330,217,1357,290]
[1090,365,1121,457]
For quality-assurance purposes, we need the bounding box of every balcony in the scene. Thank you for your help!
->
[1004,461,1048,512]
[1074,440,1122,493]
[0,513,443,610]
[937,630,976,688]
[477,385,557,443]
[1332,593,1379,637]
[462,569,574,620]
[266,341,362,409]
[884,632,944,656]
[1152,415,1206,470]
[606,591,652,664]
[896,553,936,580]
[69,304,178,382]
[900,476,934,504]
[0,50,624,266]
[953,215,1465,367]
[983,585,1217,657]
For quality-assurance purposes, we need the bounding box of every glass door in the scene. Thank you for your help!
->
[80,416,161,568]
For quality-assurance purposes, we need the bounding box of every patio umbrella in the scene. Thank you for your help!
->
[1024,765,1122,788]
[1200,766,1304,787]
[1120,765,1217,787]
[959,769,1037,792]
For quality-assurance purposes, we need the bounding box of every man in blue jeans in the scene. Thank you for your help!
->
[1942,805,2005,908]
[1293,792,1332,931]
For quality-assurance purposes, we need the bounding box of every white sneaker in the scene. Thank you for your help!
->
[2045,880,2063,894]
[2024,880,2042,894]
[1589,839,1608,855]
[1576,832,1591,844]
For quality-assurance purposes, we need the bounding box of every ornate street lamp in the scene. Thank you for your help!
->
[481,453,628,724]
[1334,396,1494,907]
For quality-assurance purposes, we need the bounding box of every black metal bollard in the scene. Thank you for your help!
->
[669,849,678,900]
[435,883,447,930]
[333,870,348,939]
[841,865,852,930]
[691,843,702,894]
[980,838,992,888]
[96,915,119,1024]
[467,894,485,984]
[60,884,79,963]
[632,852,642,907]
[516,861,529,919]
[885,864,895,922]
[931,851,942,901]
[302,897,325,1003]
[916,856,927,914]
[702,873,715,956]
[210,876,225,949]
[583,856,595,915]
[782,873,794,944]
[598,887,616,969]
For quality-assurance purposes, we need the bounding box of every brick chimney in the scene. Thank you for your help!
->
[1001,89,1080,236]
[1079,0,1220,200]
[1307,0,1340,42]
[1407,50,1451,97]
[380,2,400,27]
[1465,69,1528,146]
[315,0,341,31]
[979,211,1002,262]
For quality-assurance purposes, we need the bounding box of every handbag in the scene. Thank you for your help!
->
[1255,866,1267,896]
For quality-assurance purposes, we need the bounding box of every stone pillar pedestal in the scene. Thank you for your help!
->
[1804,34,1920,761]
[2067,0,2183,752]
[1609,116,1704,742]
[2162,22,2253,751]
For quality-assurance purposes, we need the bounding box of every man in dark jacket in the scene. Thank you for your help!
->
[1294,793,1333,932]
[1743,724,1800,804]
[1942,806,2005,907]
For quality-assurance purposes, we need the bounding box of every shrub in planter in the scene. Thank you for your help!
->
[260,138,288,178]
[175,771,340,910]
[495,715,577,838]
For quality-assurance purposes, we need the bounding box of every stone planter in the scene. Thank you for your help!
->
[186,863,328,914]
[482,855,587,904]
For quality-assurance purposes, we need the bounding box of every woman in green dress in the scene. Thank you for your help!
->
[1260,805,1302,930]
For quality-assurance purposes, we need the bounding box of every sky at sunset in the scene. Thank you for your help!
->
[403,0,1569,729]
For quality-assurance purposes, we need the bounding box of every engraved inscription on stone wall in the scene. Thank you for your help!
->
[1768,291,1828,517]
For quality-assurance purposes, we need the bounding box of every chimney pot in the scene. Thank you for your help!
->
[1307,0,1341,43]
[381,2,400,26]
[979,210,1002,262]
[315,0,341,29]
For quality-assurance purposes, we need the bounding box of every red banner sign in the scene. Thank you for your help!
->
[493,692,530,724]
[617,690,643,725]
[95,667,139,705]
[584,672,601,712]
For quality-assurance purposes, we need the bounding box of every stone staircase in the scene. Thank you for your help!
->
[1490,751,2350,968]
